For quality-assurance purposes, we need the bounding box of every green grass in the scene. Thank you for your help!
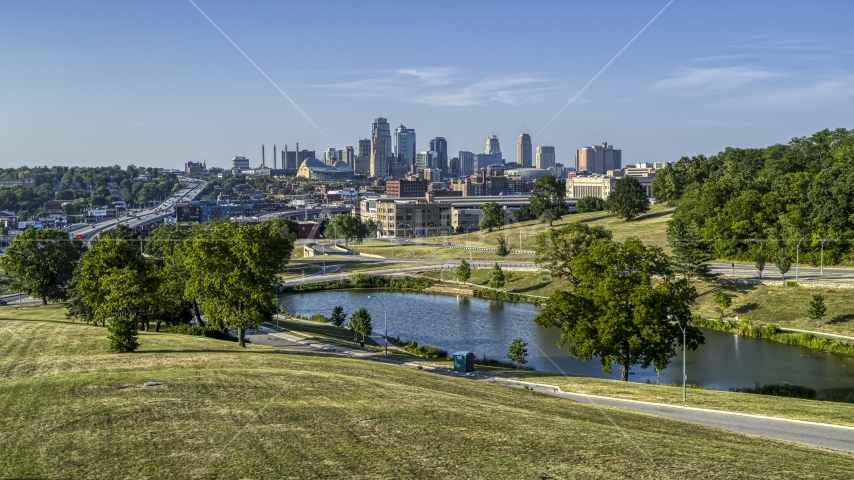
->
[694,280,854,338]
[271,317,382,348]
[352,240,534,261]
[421,269,569,298]
[510,372,854,428]
[4,311,854,478]
[464,204,674,252]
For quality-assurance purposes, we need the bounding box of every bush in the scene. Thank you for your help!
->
[400,339,448,358]
[310,313,330,323]
[168,324,246,343]
[734,383,818,399]
[575,196,606,213]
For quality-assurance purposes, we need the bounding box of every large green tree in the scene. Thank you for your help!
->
[328,215,370,246]
[479,202,503,232]
[183,220,294,347]
[575,196,605,214]
[650,164,683,203]
[349,307,373,343]
[2,228,85,304]
[144,223,195,330]
[606,176,650,221]
[667,224,713,279]
[95,267,156,353]
[534,222,612,284]
[529,175,569,226]
[534,237,703,381]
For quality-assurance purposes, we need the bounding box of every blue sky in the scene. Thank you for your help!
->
[2,0,853,169]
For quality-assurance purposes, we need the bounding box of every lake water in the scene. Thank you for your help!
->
[279,290,854,392]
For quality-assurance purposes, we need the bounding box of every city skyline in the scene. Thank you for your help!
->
[2,1,853,169]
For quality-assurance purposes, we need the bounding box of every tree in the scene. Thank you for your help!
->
[330,306,347,329]
[534,238,703,381]
[329,214,368,247]
[774,248,792,280]
[575,196,606,213]
[184,220,294,347]
[753,247,767,279]
[808,294,827,327]
[529,175,569,226]
[534,222,612,284]
[95,267,157,353]
[145,222,196,330]
[349,307,372,343]
[650,164,683,203]
[496,234,510,257]
[480,202,503,232]
[488,263,505,288]
[714,290,731,318]
[456,259,471,283]
[506,338,529,369]
[2,228,86,304]
[74,228,147,327]
[667,224,712,279]
[606,176,650,220]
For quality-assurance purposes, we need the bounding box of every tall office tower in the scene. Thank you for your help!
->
[536,146,556,169]
[575,142,621,174]
[324,147,338,165]
[449,157,460,175]
[357,138,371,158]
[429,137,448,173]
[414,151,435,174]
[485,135,501,154]
[370,137,388,177]
[342,146,355,167]
[394,124,416,166]
[517,133,532,167]
[371,117,393,160]
[458,151,475,175]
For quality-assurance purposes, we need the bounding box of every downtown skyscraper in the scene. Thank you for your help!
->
[371,117,393,177]
[394,124,416,166]
[517,133,532,167]
[429,137,448,174]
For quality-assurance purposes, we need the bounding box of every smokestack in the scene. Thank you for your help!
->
[262,144,265,169]
[273,144,277,169]
[284,144,288,169]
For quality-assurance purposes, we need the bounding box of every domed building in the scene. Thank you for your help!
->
[295,157,354,181]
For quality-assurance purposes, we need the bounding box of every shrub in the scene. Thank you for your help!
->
[400,339,448,358]
[734,383,818,399]
[168,324,246,343]
[310,312,330,323]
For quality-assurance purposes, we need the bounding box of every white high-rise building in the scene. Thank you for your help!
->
[576,142,621,174]
[324,147,339,165]
[393,124,416,166]
[517,133,532,167]
[536,146,556,169]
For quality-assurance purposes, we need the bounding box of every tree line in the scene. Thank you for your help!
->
[653,128,854,265]
[3,219,296,352]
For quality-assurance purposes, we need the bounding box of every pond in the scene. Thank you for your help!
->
[279,290,854,392]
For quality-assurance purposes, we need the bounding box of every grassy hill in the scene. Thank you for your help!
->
[2,306,853,478]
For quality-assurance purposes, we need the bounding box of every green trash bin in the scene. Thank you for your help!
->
[453,351,474,372]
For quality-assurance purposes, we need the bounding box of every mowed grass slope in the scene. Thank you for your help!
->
[3,313,854,478]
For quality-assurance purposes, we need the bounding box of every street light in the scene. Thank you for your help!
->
[795,237,805,283]
[367,295,388,356]
[820,235,831,275]
[668,314,687,403]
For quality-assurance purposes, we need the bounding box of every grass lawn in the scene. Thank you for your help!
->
[4,311,854,478]
[421,269,568,298]
[694,280,854,337]
[352,240,534,262]
[464,204,674,252]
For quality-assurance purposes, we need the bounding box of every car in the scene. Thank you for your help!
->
[444,241,452,246]
[0,299,8,306]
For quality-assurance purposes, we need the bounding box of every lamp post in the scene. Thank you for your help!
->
[668,314,687,403]
[368,295,388,356]
[796,237,804,283]
[820,235,831,275]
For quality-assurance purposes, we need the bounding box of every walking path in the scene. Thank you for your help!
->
[245,325,854,453]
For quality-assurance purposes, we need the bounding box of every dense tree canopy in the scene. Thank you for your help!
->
[606,177,650,221]
[534,222,612,284]
[529,175,569,226]
[480,202,503,232]
[2,228,85,304]
[666,128,854,264]
[535,238,702,381]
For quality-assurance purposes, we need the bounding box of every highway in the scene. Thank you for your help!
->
[70,181,205,245]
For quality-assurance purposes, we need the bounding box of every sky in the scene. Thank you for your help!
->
[1,0,853,169]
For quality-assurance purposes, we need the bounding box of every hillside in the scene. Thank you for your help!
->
[2,307,853,478]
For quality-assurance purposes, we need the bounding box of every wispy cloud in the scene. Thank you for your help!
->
[651,66,780,92]
[722,38,820,50]
[734,76,854,110]
[310,67,559,107]
[692,54,752,62]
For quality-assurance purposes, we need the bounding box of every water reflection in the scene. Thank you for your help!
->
[279,290,854,392]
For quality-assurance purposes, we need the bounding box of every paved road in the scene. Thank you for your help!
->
[484,377,854,453]
[71,181,206,245]
[244,324,854,453]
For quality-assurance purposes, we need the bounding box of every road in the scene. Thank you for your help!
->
[244,325,854,454]
[70,181,206,245]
